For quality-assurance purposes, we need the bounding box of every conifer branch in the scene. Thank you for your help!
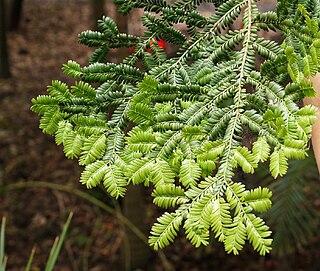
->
[31,0,320,256]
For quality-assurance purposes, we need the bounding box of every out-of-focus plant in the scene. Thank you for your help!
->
[0,213,73,271]
[0,218,7,271]
[259,154,320,256]
[0,181,172,270]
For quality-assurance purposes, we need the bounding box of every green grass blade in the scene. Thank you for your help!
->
[0,217,6,271]
[46,237,59,266]
[44,212,73,271]
[25,247,36,271]
[1,257,7,271]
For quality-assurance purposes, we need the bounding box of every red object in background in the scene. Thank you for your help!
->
[147,39,167,53]
[155,39,167,51]
[129,39,167,53]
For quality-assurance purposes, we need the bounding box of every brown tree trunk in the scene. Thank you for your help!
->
[304,73,320,175]
[90,0,104,29]
[123,185,151,271]
[0,0,10,78]
[118,10,151,270]
[6,0,23,31]
[114,8,129,63]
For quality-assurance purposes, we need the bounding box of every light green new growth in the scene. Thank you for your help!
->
[31,0,320,255]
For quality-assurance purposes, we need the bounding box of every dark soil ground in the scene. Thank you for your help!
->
[0,1,320,271]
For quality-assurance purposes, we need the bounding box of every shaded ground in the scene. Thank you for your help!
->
[0,1,319,271]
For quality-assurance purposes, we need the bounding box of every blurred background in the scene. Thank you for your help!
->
[0,0,319,270]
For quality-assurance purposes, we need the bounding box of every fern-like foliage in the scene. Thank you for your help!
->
[31,0,320,255]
